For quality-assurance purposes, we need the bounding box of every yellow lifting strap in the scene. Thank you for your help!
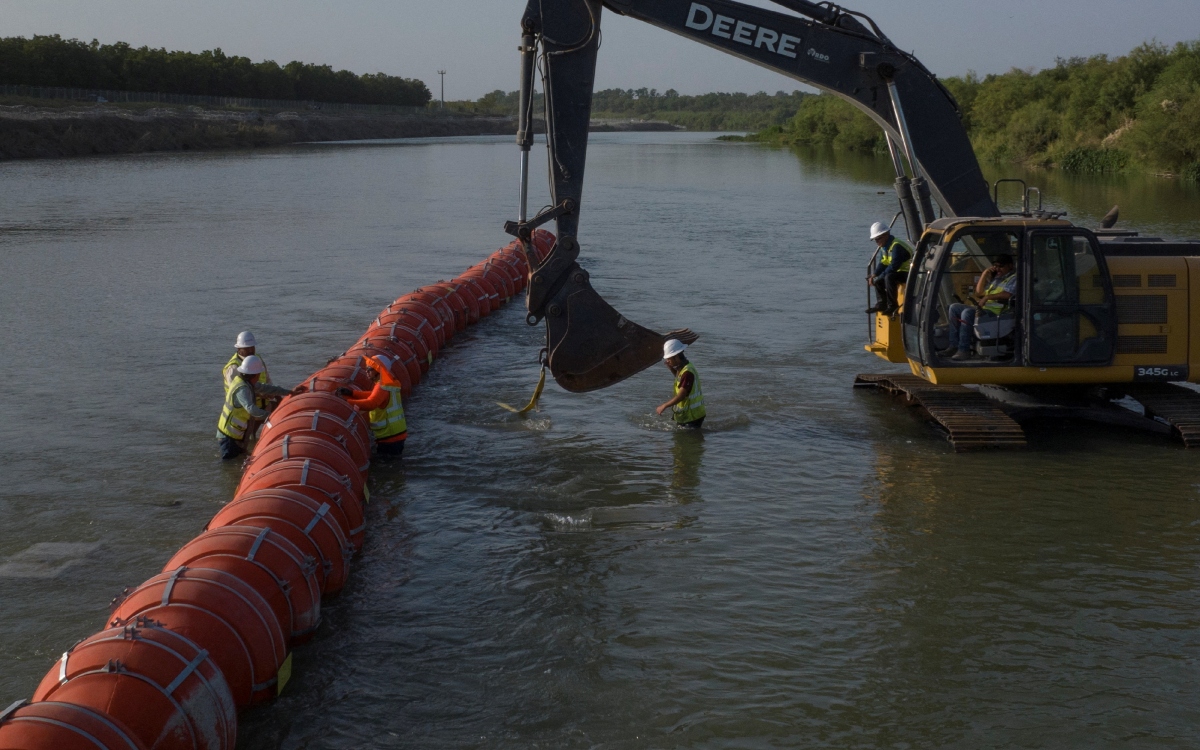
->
[498,364,546,414]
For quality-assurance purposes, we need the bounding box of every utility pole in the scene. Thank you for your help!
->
[437,70,446,108]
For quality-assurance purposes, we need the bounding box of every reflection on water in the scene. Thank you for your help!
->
[670,430,705,504]
[1,133,1198,749]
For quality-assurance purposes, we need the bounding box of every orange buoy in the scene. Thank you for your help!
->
[366,332,425,384]
[344,340,418,393]
[267,392,360,427]
[158,555,291,650]
[452,277,493,318]
[454,274,501,313]
[109,568,288,707]
[164,527,321,645]
[32,623,236,750]
[412,286,468,334]
[494,240,530,274]
[245,434,365,498]
[481,258,520,296]
[467,262,515,299]
[257,411,371,472]
[385,299,446,347]
[105,610,254,709]
[488,253,526,292]
[207,488,353,595]
[371,308,440,357]
[400,291,459,336]
[235,458,364,549]
[530,229,556,262]
[0,700,148,750]
[434,282,481,324]
[305,363,374,392]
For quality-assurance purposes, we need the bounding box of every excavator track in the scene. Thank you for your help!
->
[1125,384,1200,448]
[854,374,1027,451]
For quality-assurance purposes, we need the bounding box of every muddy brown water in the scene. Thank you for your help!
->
[1,133,1199,748]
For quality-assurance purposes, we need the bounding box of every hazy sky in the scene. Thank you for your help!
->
[8,1,1200,99]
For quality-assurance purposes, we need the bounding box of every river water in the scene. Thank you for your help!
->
[1,133,1199,749]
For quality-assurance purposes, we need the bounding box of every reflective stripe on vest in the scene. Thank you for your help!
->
[672,363,707,424]
[368,385,407,440]
[218,375,253,440]
[879,237,913,274]
[983,271,1017,315]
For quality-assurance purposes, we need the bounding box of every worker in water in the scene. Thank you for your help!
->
[217,355,295,460]
[942,254,1018,361]
[343,356,408,456]
[656,339,706,429]
[223,331,272,408]
[866,222,913,315]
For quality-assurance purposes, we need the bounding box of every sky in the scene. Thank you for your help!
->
[7,0,1200,100]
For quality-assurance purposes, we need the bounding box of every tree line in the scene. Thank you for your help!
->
[750,40,1200,182]
[452,88,811,132]
[0,35,432,107]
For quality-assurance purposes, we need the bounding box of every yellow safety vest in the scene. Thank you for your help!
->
[218,375,254,440]
[879,238,913,273]
[223,353,271,407]
[983,271,1017,315]
[368,384,408,441]
[672,363,706,424]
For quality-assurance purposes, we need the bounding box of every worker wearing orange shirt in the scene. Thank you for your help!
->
[344,356,408,456]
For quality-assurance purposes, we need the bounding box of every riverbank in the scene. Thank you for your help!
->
[0,102,681,160]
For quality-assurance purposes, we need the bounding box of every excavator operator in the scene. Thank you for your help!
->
[942,255,1018,361]
[866,222,913,316]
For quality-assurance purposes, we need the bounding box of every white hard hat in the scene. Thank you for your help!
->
[237,355,266,375]
[235,331,257,348]
[869,221,890,240]
[663,339,687,360]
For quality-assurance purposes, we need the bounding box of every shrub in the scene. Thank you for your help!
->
[1060,147,1131,173]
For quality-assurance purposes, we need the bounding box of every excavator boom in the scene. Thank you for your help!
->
[509,0,997,392]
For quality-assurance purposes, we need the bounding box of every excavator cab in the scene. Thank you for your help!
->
[891,219,1119,374]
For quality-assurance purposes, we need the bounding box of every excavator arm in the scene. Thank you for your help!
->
[506,0,998,393]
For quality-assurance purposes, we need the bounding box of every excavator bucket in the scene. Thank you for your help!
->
[541,268,696,393]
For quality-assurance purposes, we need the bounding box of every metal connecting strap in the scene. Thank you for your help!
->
[247,527,270,561]
[304,503,331,534]
[251,675,278,693]
[164,650,209,695]
[281,435,290,460]
[58,651,70,682]
[161,567,187,605]
[300,459,311,485]
[310,411,321,430]
[0,699,29,725]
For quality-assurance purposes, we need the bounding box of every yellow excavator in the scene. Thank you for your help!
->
[502,0,1200,449]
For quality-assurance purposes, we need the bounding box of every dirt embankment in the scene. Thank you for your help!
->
[0,104,682,160]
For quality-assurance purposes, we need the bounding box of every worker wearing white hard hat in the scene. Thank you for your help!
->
[216,354,297,460]
[866,221,914,316]
[223,330,273,406]
[656,339,706,428]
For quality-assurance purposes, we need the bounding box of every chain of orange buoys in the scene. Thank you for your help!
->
[0,232,554,750]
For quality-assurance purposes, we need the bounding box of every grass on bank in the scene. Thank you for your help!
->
[742,39,1200,183]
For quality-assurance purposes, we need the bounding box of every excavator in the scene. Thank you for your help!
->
[502,0,1200,450]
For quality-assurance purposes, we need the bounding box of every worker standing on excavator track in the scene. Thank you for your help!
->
[657,339,706,429]
[866,222,913,316]
[217,355,296,460]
